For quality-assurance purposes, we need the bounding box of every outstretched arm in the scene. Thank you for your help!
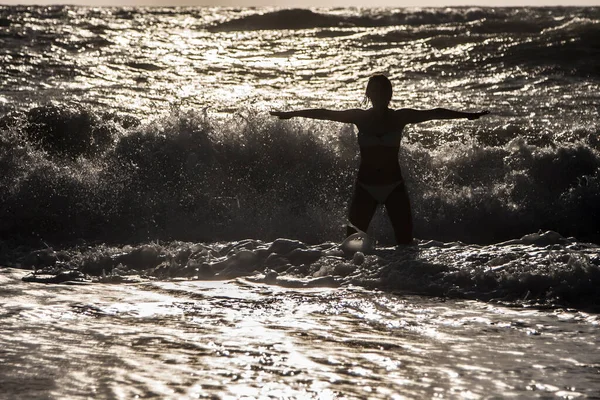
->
[398,108,490,124]
[270,109,363,124]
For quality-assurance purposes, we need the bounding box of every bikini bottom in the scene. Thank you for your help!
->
[358,179,404,204]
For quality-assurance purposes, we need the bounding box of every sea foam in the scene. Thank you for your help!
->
[1,104,599,246]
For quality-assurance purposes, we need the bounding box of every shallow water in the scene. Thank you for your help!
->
[1,267,598,399]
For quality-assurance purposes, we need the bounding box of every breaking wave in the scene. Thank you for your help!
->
[1,104,599,247]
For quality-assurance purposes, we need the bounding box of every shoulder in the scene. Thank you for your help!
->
[389,108,413,122]
[343,108,368,124]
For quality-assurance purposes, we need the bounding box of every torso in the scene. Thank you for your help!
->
[355,108,406,185]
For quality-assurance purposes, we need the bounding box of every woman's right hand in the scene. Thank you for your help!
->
[270,111,293,119]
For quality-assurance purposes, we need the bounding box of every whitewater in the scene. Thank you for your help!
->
[1,5,599,399]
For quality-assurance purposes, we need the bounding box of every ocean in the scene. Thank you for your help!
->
[1,5,599,399]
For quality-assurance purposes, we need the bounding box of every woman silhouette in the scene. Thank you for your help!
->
[271,74,488,245]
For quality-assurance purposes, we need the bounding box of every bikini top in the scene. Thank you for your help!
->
[357,130,402,147]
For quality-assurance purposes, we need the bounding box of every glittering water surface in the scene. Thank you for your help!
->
[0,268,598,399]
[1,6,599,119]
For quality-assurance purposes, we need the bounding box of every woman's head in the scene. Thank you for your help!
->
[365,74,392,109]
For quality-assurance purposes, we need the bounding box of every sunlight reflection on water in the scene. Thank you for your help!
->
[0,268,598,399]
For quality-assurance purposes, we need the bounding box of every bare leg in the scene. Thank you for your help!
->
[346,183,378,237]
[384,183,413,245]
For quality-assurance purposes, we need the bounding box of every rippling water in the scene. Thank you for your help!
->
[1,268,598,399]
[1,6,600,398]
[1,6,599,115]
